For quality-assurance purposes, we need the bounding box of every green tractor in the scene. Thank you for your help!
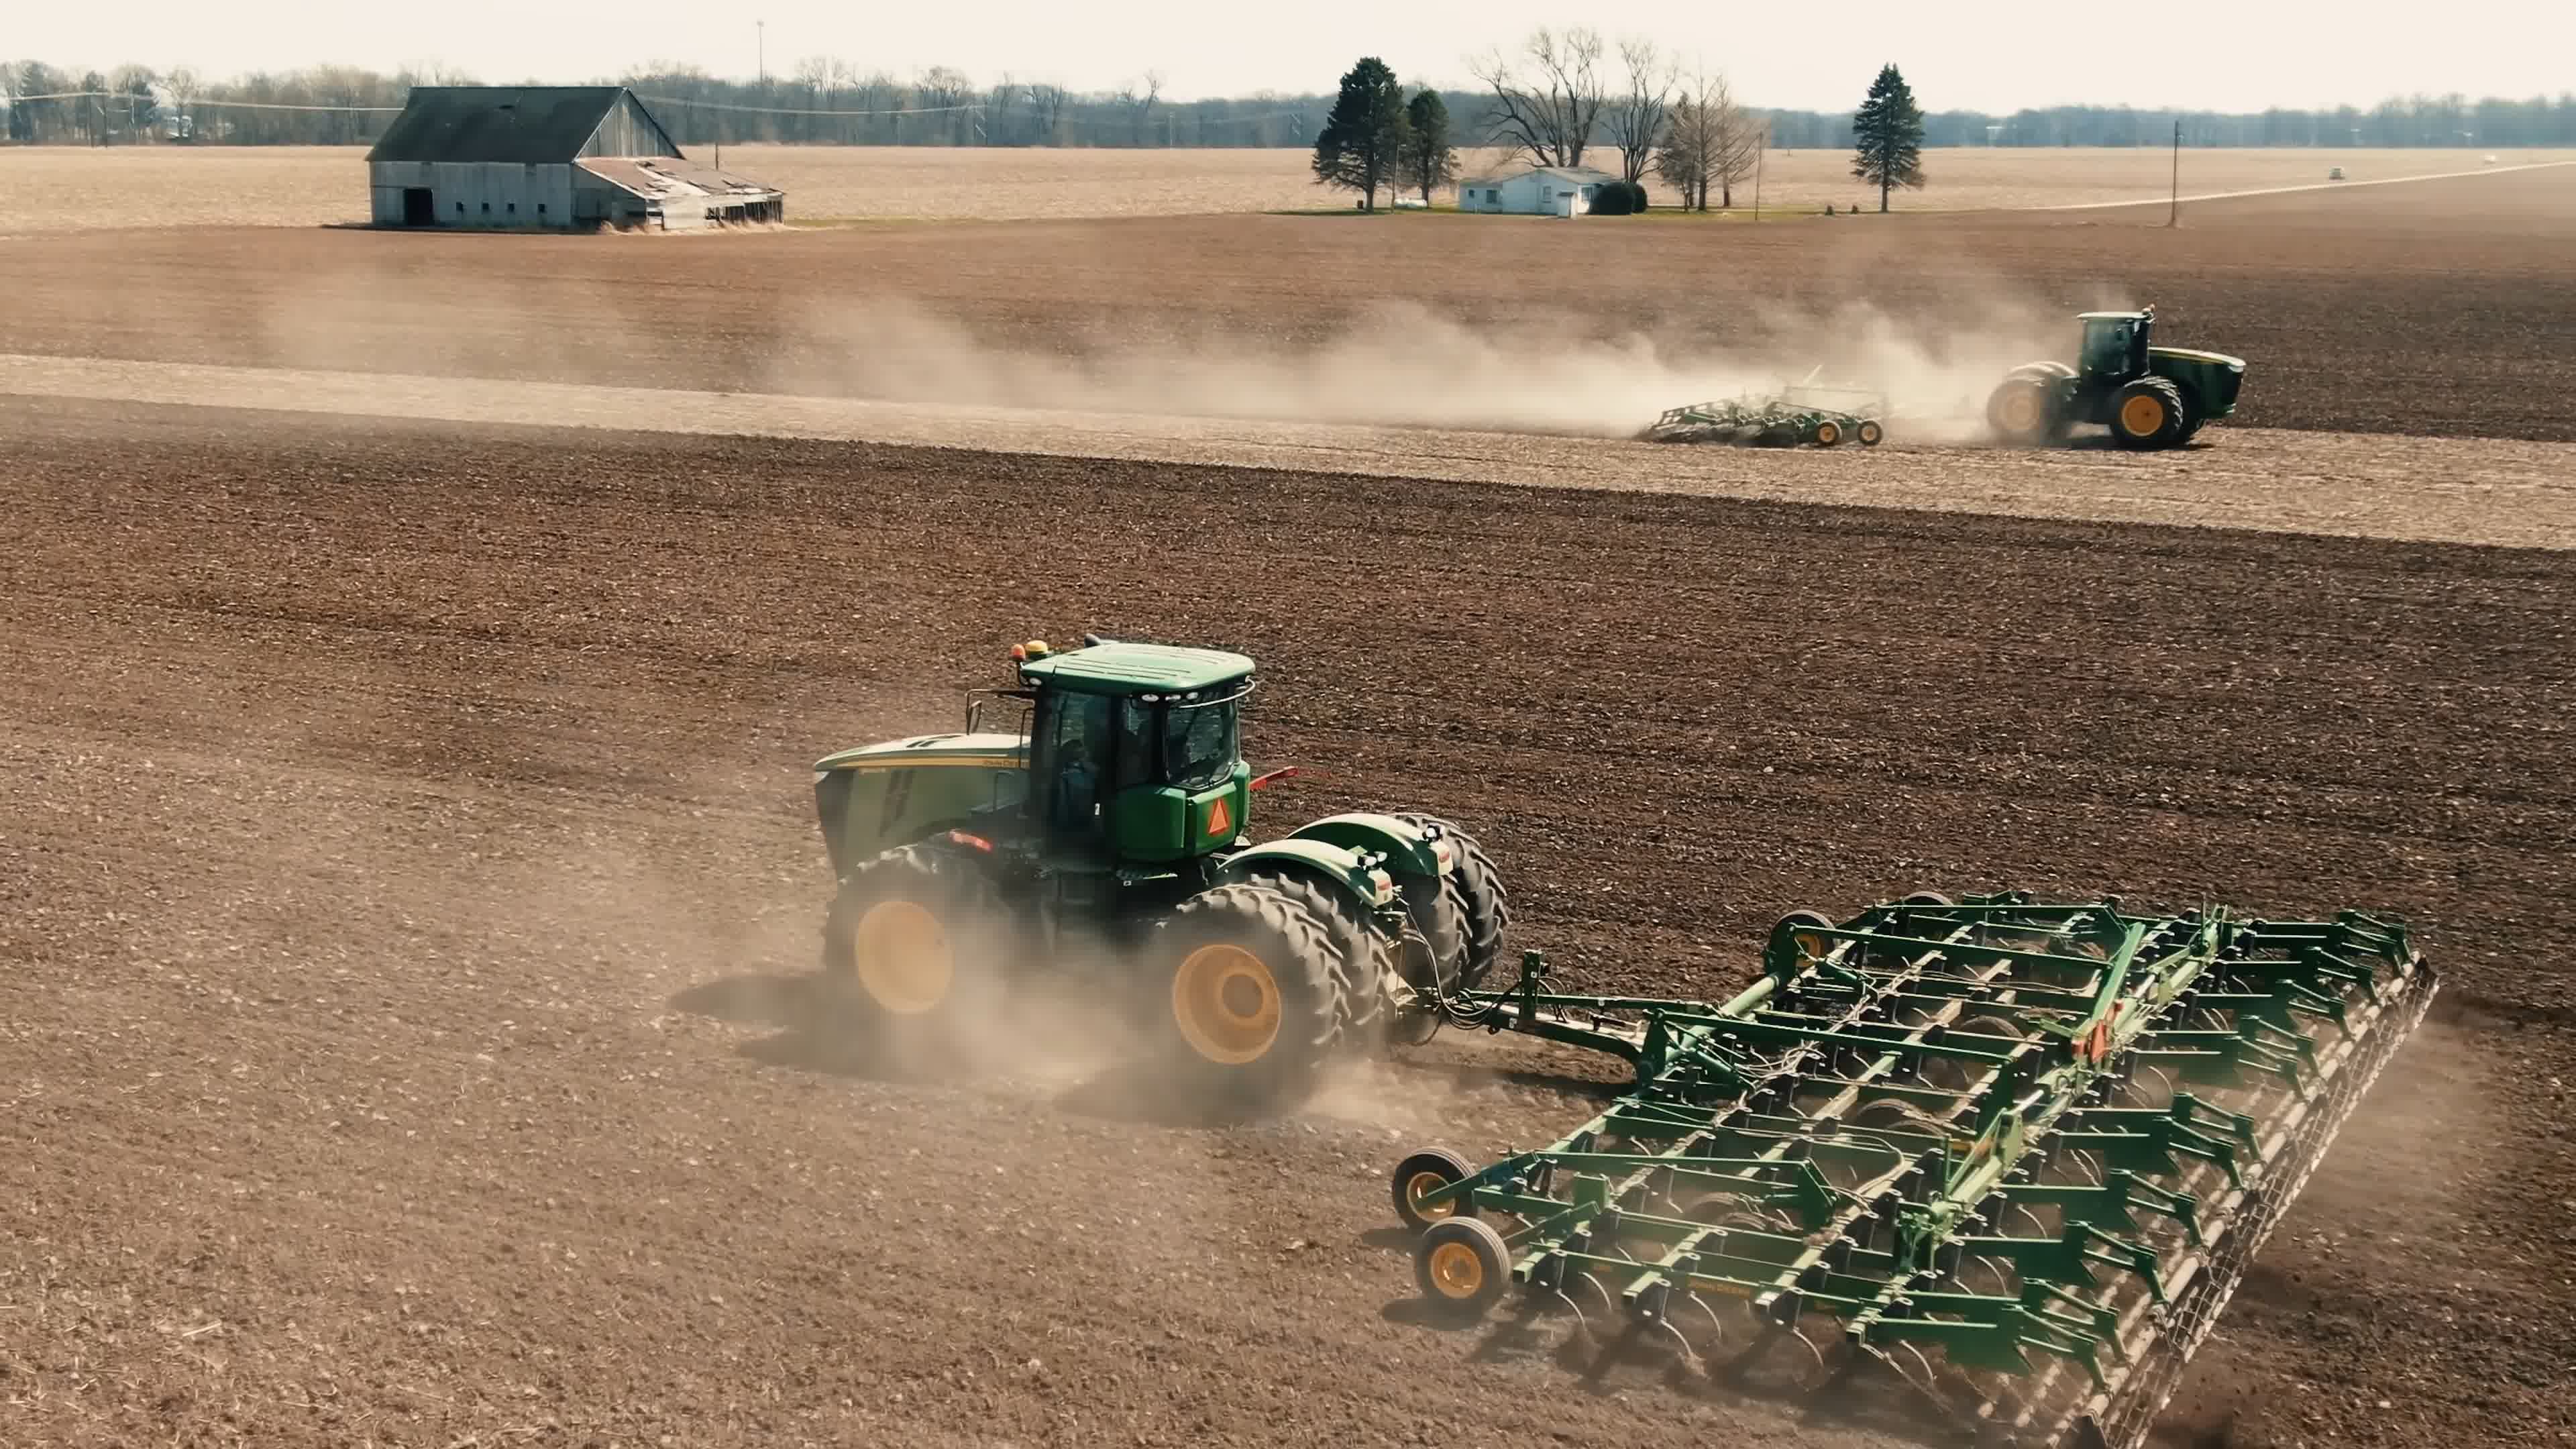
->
[810,636,1509,1110]
[1986,305,2246,449]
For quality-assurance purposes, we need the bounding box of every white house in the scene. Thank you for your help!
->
[1457,164,1621,216]
[366,86,783,231]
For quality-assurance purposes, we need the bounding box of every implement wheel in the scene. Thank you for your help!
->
[1856,419,1884,447]
[1415,1217,1513,1322]
[1159,883,1343,1110]
[1392,1148,1476,1229]
[1813,419,1843,447]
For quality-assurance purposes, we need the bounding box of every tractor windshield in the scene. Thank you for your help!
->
[1104,696,1240,793]
[1164,701,1238,792]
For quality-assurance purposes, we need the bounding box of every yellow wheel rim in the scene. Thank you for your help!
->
[1815,421,1840,445]
[852,899,953,1015]
[2120,394,2166,437]
[1171,943,1283,1064]
[1405,1171,1458,1221]
[1793,931,1827,961]
[2000,390,2039,431]
[1860,422,1882,445]
[1427,1241,1487,1299]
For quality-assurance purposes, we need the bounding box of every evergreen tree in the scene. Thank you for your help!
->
[1402,88,1458,203]
[1311,57,1411,210]
[1851,63,1926,212]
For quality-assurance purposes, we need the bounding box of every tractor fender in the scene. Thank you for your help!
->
[1287,812,1450,879]
[2004,361,2076,384]
[1217,839,1399,912]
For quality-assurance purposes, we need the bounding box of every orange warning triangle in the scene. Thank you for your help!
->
[1205,794,1233,837]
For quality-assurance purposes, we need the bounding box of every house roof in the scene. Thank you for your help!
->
[368,86,639,164]
[1464,164,1621,186]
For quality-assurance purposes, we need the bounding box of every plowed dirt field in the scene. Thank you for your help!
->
[3,396,2570,1449]
[5,167,2573,1449]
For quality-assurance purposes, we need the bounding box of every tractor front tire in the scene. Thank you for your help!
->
[1393,813,1511,991]
[1985,378,2063,447]
[1234,865,1387,1044]
[1159,883,1344,1110]
[822,843,1009,1053]
[2110,376,2190,450]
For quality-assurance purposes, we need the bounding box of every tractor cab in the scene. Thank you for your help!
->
[1012,638,1256,867]
[2076,309,2154,384]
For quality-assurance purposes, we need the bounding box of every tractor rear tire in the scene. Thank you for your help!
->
[1158,882,1344,1110]
[2110,376,2190,450]
[1234,865,1387,1045]
[1393,813,1511,991]
[822,843,1009,1055]
[1986,377,2065,447]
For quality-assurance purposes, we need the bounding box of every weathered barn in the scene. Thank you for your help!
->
[366,87,783,231]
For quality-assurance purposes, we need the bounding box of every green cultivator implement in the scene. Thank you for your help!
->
[1644,374,1889,448]
[1389,892,2435,1448]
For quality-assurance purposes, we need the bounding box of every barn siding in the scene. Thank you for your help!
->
[580,94,681,160]
[369,160,579,228]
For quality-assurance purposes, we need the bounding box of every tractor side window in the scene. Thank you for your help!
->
[1115,699,1157,788]
[1164,702,1238,792]
[2084,323,2128,375]
[1042,692,1112,830]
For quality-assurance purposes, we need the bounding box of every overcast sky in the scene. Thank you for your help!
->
[11,1,2572,113]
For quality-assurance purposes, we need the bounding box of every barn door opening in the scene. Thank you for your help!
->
[401,188,433,226]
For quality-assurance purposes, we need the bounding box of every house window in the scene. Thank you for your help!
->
[506,203,516,214]
[537,203,546,214]
[455,201,464,213]
[480,203,490,213]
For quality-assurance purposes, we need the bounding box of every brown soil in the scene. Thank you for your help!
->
[3,396,2569,1449]
[4,164,2573,441]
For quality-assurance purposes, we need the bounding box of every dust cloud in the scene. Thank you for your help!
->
[767,296,2068,444]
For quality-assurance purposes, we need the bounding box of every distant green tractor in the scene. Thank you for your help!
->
[810,637,1508,1110]
[1986,305,2246,449]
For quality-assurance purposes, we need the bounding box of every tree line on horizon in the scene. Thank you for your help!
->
[5,55,2573,152]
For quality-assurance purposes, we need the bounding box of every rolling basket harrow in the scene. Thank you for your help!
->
[1387,892,2436,1448]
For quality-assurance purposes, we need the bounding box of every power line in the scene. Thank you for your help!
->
[3,89,402,112]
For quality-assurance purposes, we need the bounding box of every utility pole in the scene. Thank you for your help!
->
[1753,125,1764,222]
[2167,117,2180,227]
[757,20,765,85]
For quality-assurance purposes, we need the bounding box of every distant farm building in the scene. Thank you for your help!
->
[1458,165,1621,216]
[366,87,783,231]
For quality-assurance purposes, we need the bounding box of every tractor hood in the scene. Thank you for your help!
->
[2148,345,2246,372]
[814,731,1029,773]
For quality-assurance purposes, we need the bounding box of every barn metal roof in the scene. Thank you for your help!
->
[368,86,635,164]
[575,157,782,201]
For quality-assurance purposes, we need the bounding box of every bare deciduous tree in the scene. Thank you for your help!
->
[1604,38,1674,185]
[1131,70,1165,146]
[1026,83,1068,144]
[1468,26,1605,170]
[1654,71,1760,210]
